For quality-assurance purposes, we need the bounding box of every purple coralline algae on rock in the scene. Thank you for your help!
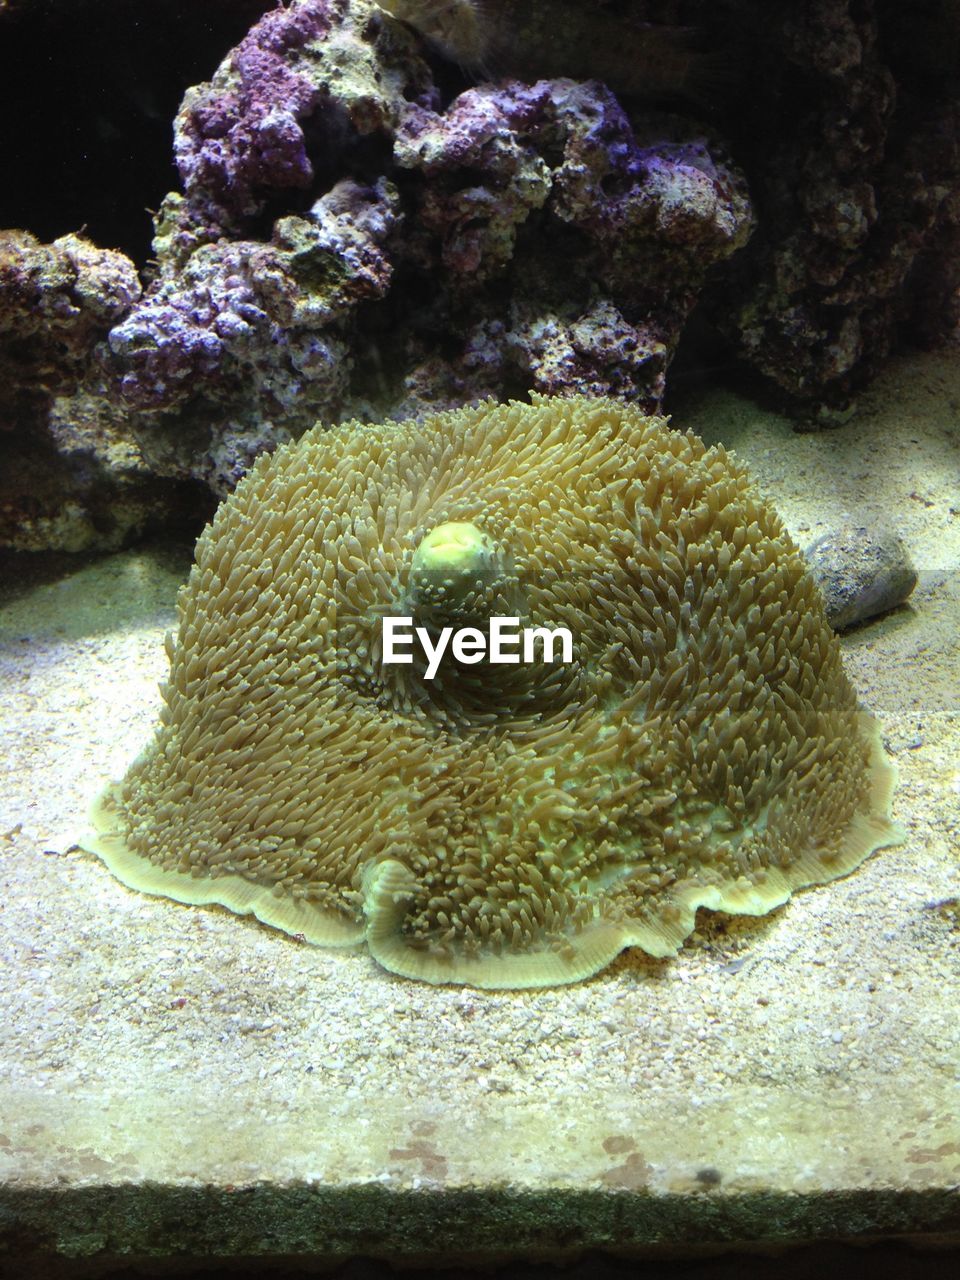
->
[174,0,376,228]
[390,77,751,408]
[4,0,960,548]
[109,177,398,493]
[107,0,753,485]
[0,231,205,552]
[0,230,140,424]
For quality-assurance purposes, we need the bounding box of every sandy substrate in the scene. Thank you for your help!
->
[0,347,958,1264]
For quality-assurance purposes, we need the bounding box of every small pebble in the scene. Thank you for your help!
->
[804,523,917,630]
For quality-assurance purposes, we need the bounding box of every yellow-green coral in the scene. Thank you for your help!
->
[83,395,902,988]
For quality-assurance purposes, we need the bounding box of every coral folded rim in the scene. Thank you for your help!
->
[83,707,902,988]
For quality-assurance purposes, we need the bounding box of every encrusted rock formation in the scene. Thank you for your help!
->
[2,0,959,547]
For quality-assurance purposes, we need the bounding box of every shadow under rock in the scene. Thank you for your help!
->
[0,539,194,643]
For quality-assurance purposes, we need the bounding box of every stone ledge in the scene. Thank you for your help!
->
[3,1084,960,1269]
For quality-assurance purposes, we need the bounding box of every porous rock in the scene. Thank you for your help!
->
[0,230,140,426]
[110,179,399,494]
[0,231,198,552]
[5,0,960,547]
[715,0,960,411]
[105,0,754,485]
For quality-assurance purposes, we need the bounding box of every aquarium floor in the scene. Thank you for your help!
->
[1,348,959,1274]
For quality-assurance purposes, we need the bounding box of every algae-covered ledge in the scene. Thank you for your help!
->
[3,1083,960,1263]
[3,1186,960,1268]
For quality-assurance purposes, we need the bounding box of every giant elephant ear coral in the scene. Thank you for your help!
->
[82,396,903,988]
